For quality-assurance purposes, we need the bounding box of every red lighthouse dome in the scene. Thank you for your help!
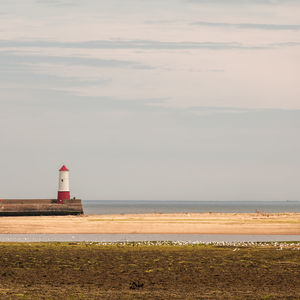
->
[59,165,69,172]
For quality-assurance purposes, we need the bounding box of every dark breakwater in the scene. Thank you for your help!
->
[0,199,83,216]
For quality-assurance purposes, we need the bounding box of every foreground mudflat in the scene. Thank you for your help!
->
[0,212,299,234]
[0,243,299,299]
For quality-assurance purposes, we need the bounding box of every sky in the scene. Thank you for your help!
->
[0,0,299,200]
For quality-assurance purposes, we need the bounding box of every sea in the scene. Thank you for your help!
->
[82,200,300,215]
[1,200,299,243]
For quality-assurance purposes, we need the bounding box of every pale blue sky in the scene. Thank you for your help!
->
[0,0,299,200]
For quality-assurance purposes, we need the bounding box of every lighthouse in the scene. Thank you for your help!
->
[57,165,70,204]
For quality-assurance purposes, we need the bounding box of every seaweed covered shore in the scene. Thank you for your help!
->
[0,242,299,299]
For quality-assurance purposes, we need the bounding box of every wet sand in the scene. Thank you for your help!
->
[0,212,299,234]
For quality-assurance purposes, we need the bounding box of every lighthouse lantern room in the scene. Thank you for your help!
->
[57,165,70,204]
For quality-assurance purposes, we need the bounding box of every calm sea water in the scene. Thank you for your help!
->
[82,200,300,215]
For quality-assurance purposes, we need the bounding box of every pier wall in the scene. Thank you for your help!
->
[0,199,83,216]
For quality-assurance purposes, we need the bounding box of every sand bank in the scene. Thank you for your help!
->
[0,212,299,234]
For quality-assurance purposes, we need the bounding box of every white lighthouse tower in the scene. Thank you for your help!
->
[57,165,70,204]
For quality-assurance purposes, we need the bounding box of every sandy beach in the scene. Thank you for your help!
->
[0,212,299,234]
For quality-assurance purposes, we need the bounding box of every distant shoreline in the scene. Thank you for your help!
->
[0,212,299,235]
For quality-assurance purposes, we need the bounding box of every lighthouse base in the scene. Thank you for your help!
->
[57,191,71,204]
[0,199,83,216]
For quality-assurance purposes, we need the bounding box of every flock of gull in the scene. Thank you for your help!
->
[86,241,300,250]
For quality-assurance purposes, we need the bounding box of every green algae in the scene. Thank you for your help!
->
[0,242,298,299]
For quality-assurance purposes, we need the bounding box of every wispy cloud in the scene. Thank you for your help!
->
[269,42,300,47]
[0,50,152,69]
[185,0,298,4]
[0,68,109,88]
[0,87,168,114]
[36,0,79,6]
[1,39,299,50]
[191,21,300,30]
[0,51,113,92]
[187,106,255,115]
[2,39,299,50]
[0,39,242,50]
